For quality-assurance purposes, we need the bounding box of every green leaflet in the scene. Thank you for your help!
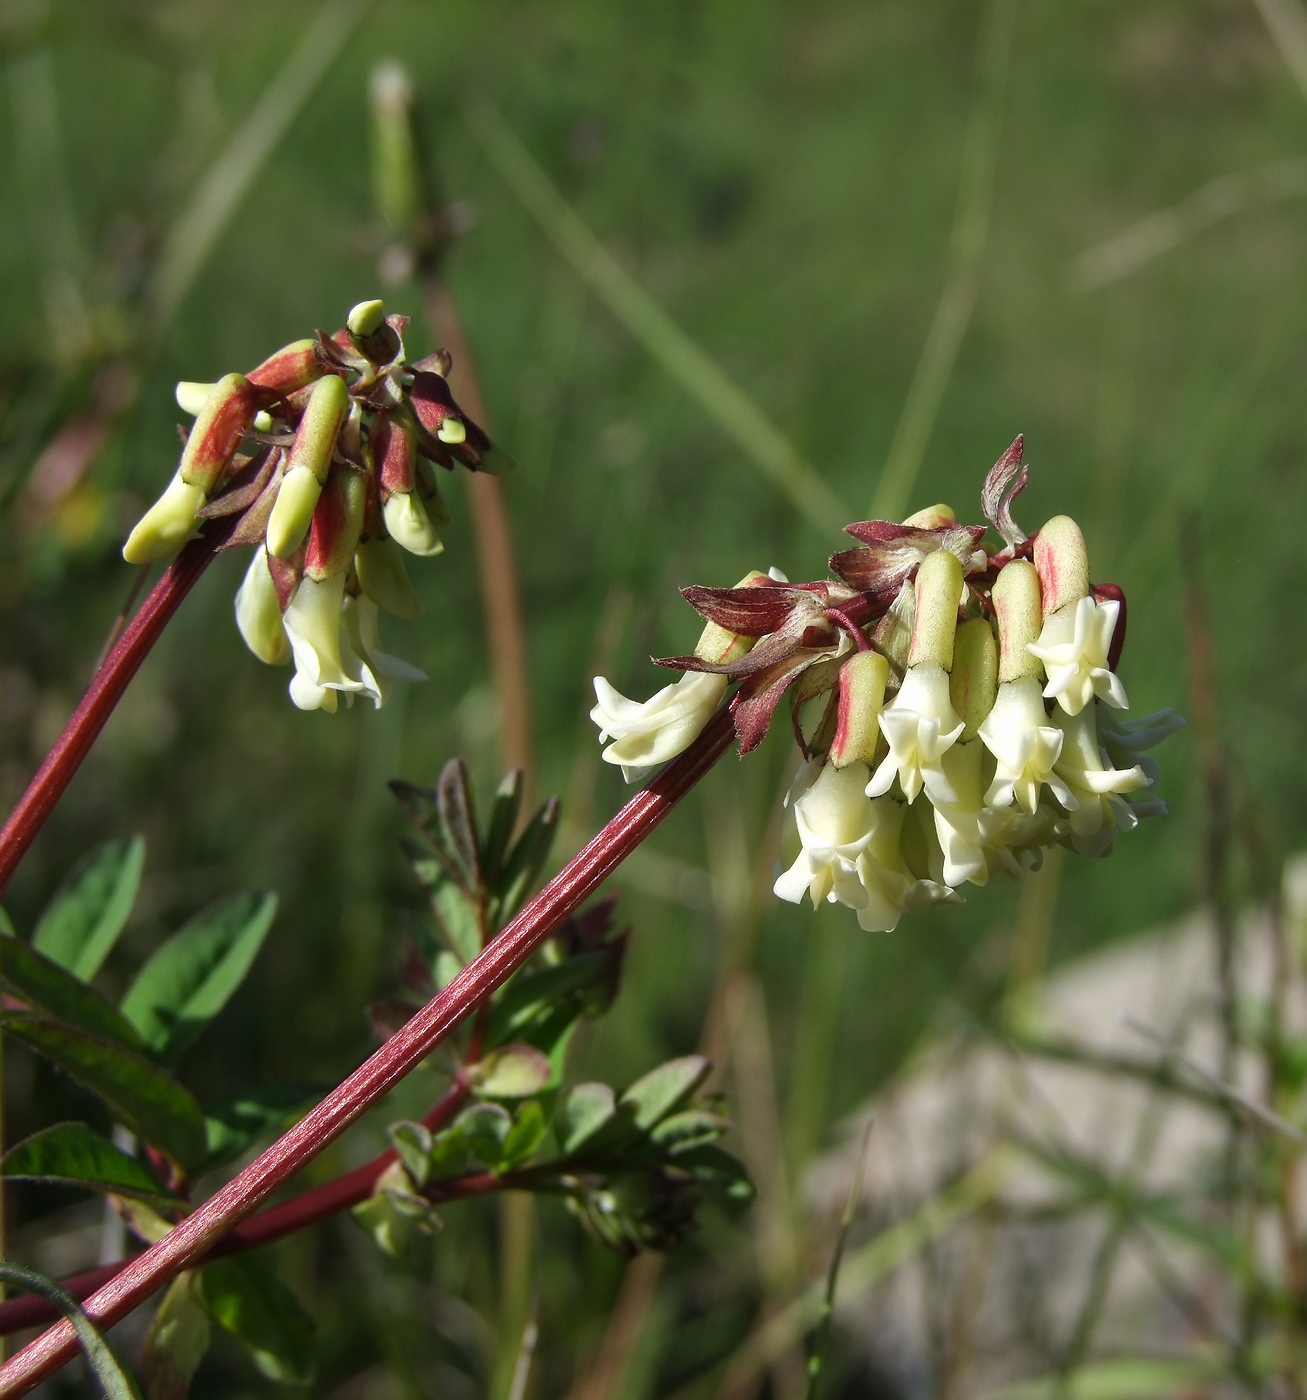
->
[0,1262,143,1400]
[0,1010,207,1167]
[199,1253,316,1386]
[32,835,145,981]
[0,933,145,1050]
[121,892,277,1064]
[144,1273,210,1400]
[2,1121,179,1207]
[198,1084,321,1175]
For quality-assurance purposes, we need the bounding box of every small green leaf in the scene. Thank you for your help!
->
[0,1010,207,1167]
[431,881,482,963]
[0,933,145,1049]
[556,1083,617,1155]
[199,1085,320,1174]
[388,1120,433,1186]
[427,1123,469,1178]
[3,1122,179,1207]
[436,758,483,893]
[675,1144,755,1202]
[493,797,560,924]
[620,1056,710,1130]
[33,836,145,981]
[0,1261,143,1399]
[470,1043,552,1099]
[121,893,276,1064]
[485,952,616,1049]
[481,769,524,883]
[650,1108,729,1154]
[351,1163,443,1258]
[199,1254,315,1386]
[144,1272,210,1400]
[459,1102,512,1168]
[501,1101,548,1170]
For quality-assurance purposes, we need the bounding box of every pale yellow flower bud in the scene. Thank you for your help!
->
[122,474,206,564]
[383,491,444,557]
[234,547,290,665]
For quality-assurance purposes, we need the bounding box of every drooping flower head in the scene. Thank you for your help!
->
[590,433,1182,932]
[123,299,510,711]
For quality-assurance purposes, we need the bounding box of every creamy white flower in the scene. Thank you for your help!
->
[775,764,956,931]
[591,670,727,783]
[1027,595,1128,715]
[930,740,1017,888]
[283,574,424,712]
[1053,704,1149,856]
[866,662,964,805]
[978,675,1072,814]
[234,547,290,665]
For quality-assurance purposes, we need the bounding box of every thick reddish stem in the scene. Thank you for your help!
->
[0,518,235,895]
[0,706,736,1394]
[0,1077,473,1335]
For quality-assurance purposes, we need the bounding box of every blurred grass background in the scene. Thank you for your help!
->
[0,0,1302,1395]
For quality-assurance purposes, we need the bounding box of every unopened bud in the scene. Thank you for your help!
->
[829,649,890,767]
[992,560,1043,682]
[247,339,323,394]
[122,473,205,564]
[949,618,997,738]
[234,547,290,665]
[178,372,261,494]
[902,503,957,528]
[356,537,424,618]
[374,414,417,494]
[383,490,443,556]
[1033,515,1089,616]
[872,580,915,671]
[347,299,386,337]
[288,373,349,485]
[693,570,769,666]
[175,381,214,416]
[266,467,324,558]
[907,549,963,669]
[305,465,367,582]
[436,417,466,444]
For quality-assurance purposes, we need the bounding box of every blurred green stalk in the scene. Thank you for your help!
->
[871,0,1018,522]
[466,97,849,538]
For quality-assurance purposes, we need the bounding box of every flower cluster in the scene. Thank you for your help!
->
[591,438,1182,931]
[123,300,508,711]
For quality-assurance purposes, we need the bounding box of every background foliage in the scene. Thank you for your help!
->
[0,0,1299,1394]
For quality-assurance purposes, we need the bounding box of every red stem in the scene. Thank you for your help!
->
[0,1076,474,1335]
[0,705,736,1394]
[0,518,235,896]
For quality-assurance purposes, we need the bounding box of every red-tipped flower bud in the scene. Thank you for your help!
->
[305,464,367,583]
[829,649,890,767]
[178,373,262,495]
[247,338,324,394]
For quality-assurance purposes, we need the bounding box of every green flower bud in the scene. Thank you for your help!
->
[1032,515,1088,617]
[247,338,323,394]
[178,372,262,494]
[949,617,998,738]
[122,473,206,564]
[436,417,467,444]
[991,559,1043,683]
[288,373,350,485]
[383,490,444,557]
[356,537,424,619]
[175,381,214,416]
[907,549,963,670]
[901,503,957,528]
[305,465,367,582]
[266,467,324,559]
[347,299,387,337]
[829,649,890,767]
[234,547,290,665]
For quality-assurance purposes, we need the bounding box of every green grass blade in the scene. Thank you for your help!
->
[147,0,373,334]
[467,98,848,538]
[870,0,1018,522]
